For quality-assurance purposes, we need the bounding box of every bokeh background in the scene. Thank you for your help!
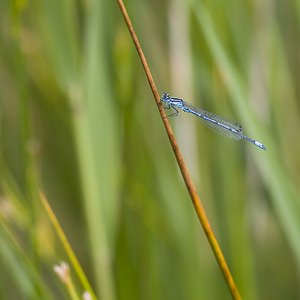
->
[1,0,300,299]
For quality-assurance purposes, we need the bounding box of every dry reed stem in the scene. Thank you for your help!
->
[116,1,241,299]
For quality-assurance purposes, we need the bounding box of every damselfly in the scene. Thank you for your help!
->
[161,93,266,150]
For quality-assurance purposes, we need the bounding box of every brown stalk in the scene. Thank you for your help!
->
[116,1,241,299]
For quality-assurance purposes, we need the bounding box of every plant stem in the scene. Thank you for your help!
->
[116,1,241,299]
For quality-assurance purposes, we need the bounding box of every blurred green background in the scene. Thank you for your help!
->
[1,0,300,299]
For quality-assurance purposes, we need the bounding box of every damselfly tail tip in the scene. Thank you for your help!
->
[253,140,266,150]
[243,135,267,150]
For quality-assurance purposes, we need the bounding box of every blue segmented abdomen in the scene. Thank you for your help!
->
[183,102,244,140]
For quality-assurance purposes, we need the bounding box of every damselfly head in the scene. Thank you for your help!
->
[161,93,171,103]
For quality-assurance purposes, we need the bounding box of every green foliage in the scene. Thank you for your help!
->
[0,0,300,299]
